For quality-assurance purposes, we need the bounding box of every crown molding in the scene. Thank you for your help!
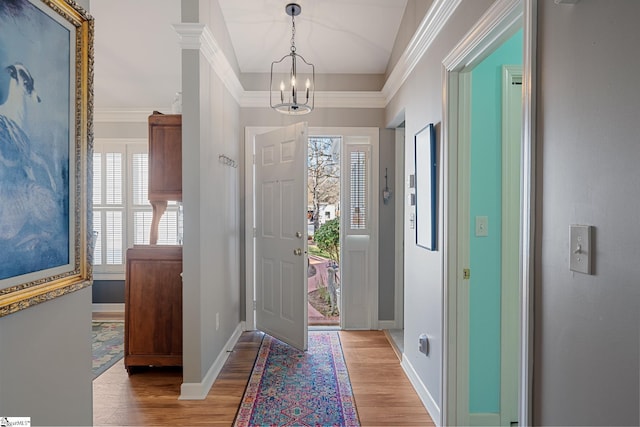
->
[173,23,244,104]
[240,91,386,109]
[382,0,462,104]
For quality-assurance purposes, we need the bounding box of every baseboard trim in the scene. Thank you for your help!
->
[469,412,501,426]
[401,355,441,427]
[377,320,398,330]
[92,303,124,313]
[178,323,243,400]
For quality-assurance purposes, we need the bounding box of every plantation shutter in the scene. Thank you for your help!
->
[93,211,102,265]
[131,151,179,245]
[92,153,101,205]
[91,141,181,275]
[348,147,369,232]
[92,153,103,265]
[132,153,151,244]
[105,153,123,264]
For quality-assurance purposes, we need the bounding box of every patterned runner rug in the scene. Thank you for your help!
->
[234,331,359,427]
[92,321,124,379]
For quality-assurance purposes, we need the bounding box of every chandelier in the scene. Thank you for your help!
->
[270,3,315,115]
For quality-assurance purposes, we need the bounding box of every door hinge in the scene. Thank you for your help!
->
[252,154,256,165]
[253,300,257,310]
[253,227,257,238]
[463,268,471,280]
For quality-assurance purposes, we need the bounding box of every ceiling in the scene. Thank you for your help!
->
[91,0,409,111]
[218,0,408,74]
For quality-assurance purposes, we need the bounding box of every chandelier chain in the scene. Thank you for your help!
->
[290,14,296,53]
[271,3,313,115]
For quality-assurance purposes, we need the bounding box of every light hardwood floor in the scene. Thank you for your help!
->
[93,330,434,426]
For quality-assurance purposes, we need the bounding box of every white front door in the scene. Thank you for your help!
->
[255,123,308,351]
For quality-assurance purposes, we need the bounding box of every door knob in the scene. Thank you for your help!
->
[294,248,302,256]
[296,231,302,238]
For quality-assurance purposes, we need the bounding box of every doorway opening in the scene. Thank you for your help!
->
[442,1,535,426]
[307,136,341,327]
[245,126,379,341]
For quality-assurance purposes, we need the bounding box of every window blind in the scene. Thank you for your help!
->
[349,150,367,229]
[105,211,123,264]
[93,211,102,265]
[105,153,122,205]
[131,153,148,206]
[133,211,179,245]
[93,153,101,205]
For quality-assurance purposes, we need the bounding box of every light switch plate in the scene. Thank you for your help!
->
[475,216,489,237]
[570,225,592,274]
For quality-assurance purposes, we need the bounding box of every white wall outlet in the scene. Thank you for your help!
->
[570,225,592,274]
[475,216,489,237]
[216,312,220,330]
[419,334,429,356]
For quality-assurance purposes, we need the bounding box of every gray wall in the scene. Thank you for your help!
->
[534,1,640,425]
[94,121,147,139]
[378,127,396,321]
[240,73,386,92]
[385,0,433,79]
[385,0,495,418]
[0,289,93,426]
[180,0,242,384]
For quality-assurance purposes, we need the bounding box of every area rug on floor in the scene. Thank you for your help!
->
[92,321,124,379]
[234,331,359,427]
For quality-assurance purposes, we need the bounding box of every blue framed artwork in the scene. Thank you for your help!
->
[415,123,437,250]
[0,0,93,317]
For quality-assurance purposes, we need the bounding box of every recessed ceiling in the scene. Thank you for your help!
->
[91,0,409,111]
[217,0,408,74]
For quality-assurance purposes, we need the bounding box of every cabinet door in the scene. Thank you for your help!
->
[148,114,182,201]
[127,259,182,356]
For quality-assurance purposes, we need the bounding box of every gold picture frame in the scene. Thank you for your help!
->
[0,0,93,317]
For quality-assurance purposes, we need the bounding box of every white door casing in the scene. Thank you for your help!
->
[394,127,405,330]
[501,64,522,426]
[254,123,308,351]
[441,0,536,426]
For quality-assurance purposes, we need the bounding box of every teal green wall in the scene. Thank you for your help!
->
[469,29,522,414]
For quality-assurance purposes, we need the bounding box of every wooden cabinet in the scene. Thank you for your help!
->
[148,113,182,201]
[124,245,183,372]
[148,113,181,244]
